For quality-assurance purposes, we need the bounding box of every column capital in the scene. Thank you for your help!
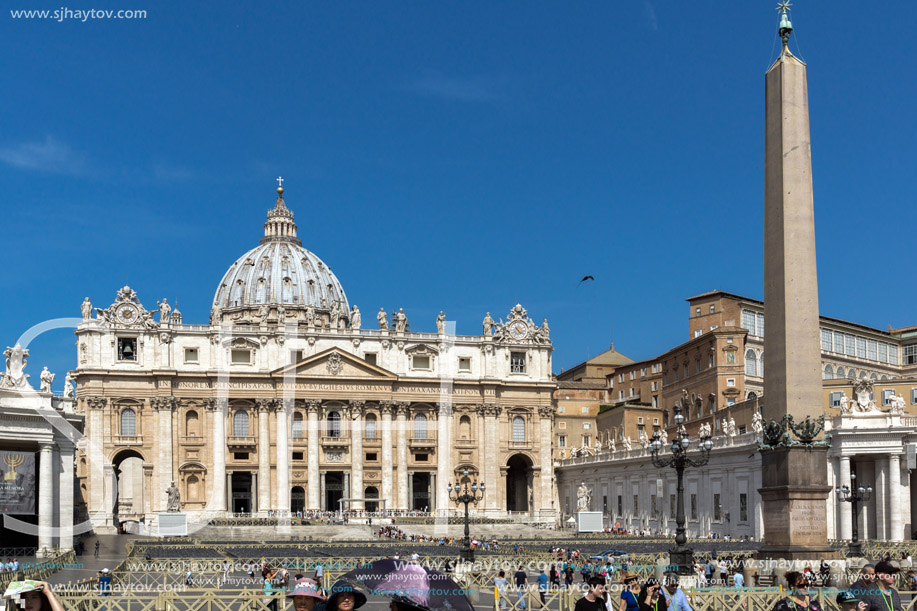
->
[380,401,395,415]
[306,399,321,413]
[256,398,276,412]
[538,405,554,419]
[151,396,178,411]
[38,442,55,453]
[277,398,295,412]
[480,403,501,417]
[86,396,107,410]
[349,400,366,417]
[395,401,410,416]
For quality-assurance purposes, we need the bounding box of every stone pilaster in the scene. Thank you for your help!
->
[395,402,409,511]
[435,402,451,514]
[350,400,365,510]
[276,399,291,516]
[58,442,75,551]
[86,396,107,525]
[256,398,273,514]
[37,443,55,557]
[152,397,177,512]
[838,456,852,540]
[538,405,554,515]
[206,398,227,512]
[306,400,321,510]
[876,458,888,541]
[481,404,501,512]
[380,401,394,511]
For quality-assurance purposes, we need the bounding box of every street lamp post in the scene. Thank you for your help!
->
[649,403,714,576]
[836,472,872,558]
[447,469,485,562]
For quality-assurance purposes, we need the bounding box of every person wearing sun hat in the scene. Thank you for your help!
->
[3,580,64,611]
[286,578,326,611]
[326,580,368,611]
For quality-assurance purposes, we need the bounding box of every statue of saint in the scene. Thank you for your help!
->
[1,344,31,390]
[157,299,171,325]
[276,305,285,320]
[64,373,74,398]
[350,306,361,330]
[81,297,93,321]
[166,481,181,512]
[660,428,668,445]
[622,436,632,451]
[377,307,388,330]
[257,304,269,322]
[395,309,407,333]
[483,313,495,336]
[210,305,221,326]
[752,412,764,435]
[727,418,737,436]
[541,319,550,340]
[330,300,341,328]
[39,367,55,393]
[436,311,446,334]
[305,306,315,327]
[576,482,592,511]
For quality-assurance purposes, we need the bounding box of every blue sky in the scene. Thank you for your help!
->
[2,1,916,388]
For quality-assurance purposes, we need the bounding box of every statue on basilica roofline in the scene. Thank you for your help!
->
[752,411,764,435]
[81,297,93,321]
[377,307,388,330]
[305,305,316,328]
[483,312,495,336]
[157,299,171,325]
[64,373,74,398]
[436,311,446,334]
[210,305,222,326]
[350,305,361,330]
[394,308,408,333]
[39,367,55,393]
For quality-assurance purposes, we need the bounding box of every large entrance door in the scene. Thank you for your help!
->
[411,473,430,511]
[291,486,305,514]
[325,472,343,511]
[231,472,253,513]
[365,486,379,512]
[506,454,533,513]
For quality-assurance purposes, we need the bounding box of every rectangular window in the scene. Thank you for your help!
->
[695,307,701,317]
[710,305,716,313]
[683,365,689,379]
[904,344,917,365]
[558,422,566,430]
[633,494,639,514]
[292,451,304,461]
[117,337,137,361]
[630,371,636,380]
[619,390,624,400]
[415,453,429,462]
[557,406,565,413]
[727,398,736,406]
[458,357,471,372]
[510,352,526,373]
[756,313,765,338]
[694,329,702,338]
[879,342,888,363]
[739,425,746,434]
[413,355,431,370]
[617,496,623,516]
[912,389,917,405]
[740,493,748,522]
[366,452,378,461]
[641,368,647,377]
[821,329,832,351]
[582,435,590,446]
[856,337,867,358]
[673,368,679,382]
[231,349,251,364]
[883,389,895,405]
[727,378,736,387]
[889,345,898,365]
[830,392,844,407]
[690,494,697,520]
[233,452,249,460]
[583,423,591,429]
[558,435,566,447]
[867,340,878,361]
[603,496,608,513]
[714,494,721,521]
[289,349,304,364]
[741,310,756,334]
[845,334,856,356]
[184,347,199,363]
[651,381,658,391]
[364,353,377,366]
[581,406,589,414]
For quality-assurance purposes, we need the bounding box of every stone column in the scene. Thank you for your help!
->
[435,403,451,515]
[307,400,321,510]
[276,400,290,515]
[143,464,154,518]
[320,472,327,510]
[482,404,501,512]
[343,471,350,510]
[154,397,176,512]
[257,399,272,514]
[538,406,554,516]
[207,398,227,512]
[876,457,889,541]
[838,456,852,541]
[890,453,905,542]
[226,472,233,512]
[58,442,75,551]
[37,443,55,557]
[381,402,394,511]
[396,402,409,511]
[350,401,365,510]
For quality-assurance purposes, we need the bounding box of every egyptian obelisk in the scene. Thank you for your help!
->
[758,3,835,560]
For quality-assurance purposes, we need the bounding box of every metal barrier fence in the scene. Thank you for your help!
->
[0,550,77,592]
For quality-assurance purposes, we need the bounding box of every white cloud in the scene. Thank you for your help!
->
[0,136,86,175]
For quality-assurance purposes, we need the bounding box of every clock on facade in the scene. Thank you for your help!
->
[117,304,140,324]
[508,320,528,340]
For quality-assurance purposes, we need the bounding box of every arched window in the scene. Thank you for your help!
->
[859,371,868,380]
[364,414,377,439]
[512,416,525,442]
[281,277,293,303]
[823,365,834,380]
[413,413,428,439]
[327,411,341,437]
[881,375,888,381]
[185,410,199,437]
[747,391,758,400]
[848,369,857,380]
[836,366,846,378]
[870,373,878,381]
[745,350,758,376]
[120,408,136,436]
[255,277,267,303]
[459,415,472,440]
[233,410,249,436]
[292,412,303,439]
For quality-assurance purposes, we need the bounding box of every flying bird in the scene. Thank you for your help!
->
[577,275,595,286]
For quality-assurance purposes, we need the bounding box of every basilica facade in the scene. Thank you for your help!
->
[73,186,556,533]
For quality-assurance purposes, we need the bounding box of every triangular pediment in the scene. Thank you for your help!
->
[272,347,397,380]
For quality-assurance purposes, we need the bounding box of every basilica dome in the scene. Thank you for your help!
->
[212,187,349,313]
